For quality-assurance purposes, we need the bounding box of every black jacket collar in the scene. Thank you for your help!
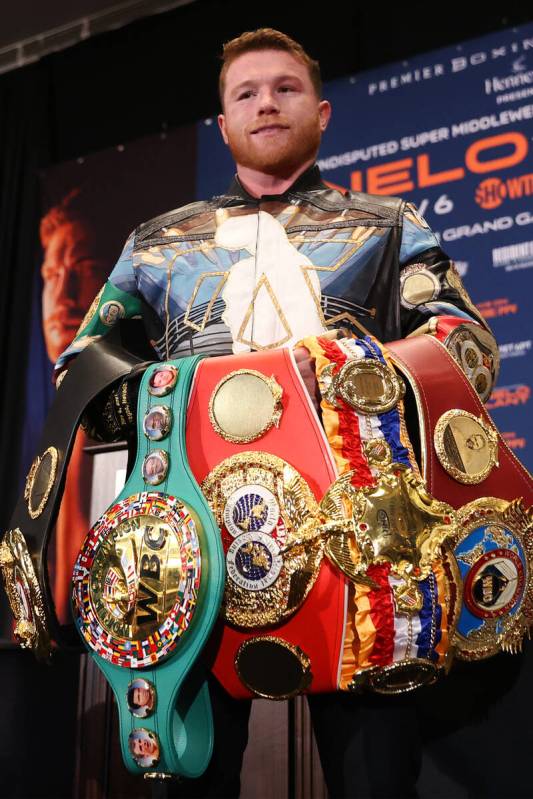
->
[226,164,326,202]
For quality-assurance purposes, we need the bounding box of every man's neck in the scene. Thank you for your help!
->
[235,158,315,198]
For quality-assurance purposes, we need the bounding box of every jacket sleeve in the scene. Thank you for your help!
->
[53,231,144,379]
[397,202,499,400]
[398,202,490,337]
[53,231,147,441]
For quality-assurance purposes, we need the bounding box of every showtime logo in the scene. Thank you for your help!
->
[486,384,530,410]
[475,172,533,209]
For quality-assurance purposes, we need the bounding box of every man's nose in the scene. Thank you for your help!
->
[257,88,280,114]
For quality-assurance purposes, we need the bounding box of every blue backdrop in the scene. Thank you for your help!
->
[198,22,533,471]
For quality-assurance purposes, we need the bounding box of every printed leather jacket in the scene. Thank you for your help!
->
[56,165,490,372]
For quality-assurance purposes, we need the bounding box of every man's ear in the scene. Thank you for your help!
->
[218,114,229,145]
[318,100,332,133]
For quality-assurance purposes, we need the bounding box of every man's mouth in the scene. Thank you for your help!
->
[251,124,289,135]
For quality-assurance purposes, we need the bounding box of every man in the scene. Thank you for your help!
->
[55,28,499,799]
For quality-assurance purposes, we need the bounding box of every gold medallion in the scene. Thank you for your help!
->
[201,452,323,627]
[24,446,58,519]
[73,493,202,668]
[367,658,438,694]
[75,285,104,336]
[364,438,393,469]
[320,464,456,584]
[400,268,440,309]
[444,323,500,403]
[434,409,498,484]
[209,370,283,443]
[321,359,405,415]
[235,637,312,699]
[452,497,533,660]
[0,528,51,659]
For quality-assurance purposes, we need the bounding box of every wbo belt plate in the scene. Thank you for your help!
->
[434,409,498,485]
[201,452,323,628]
[72,492,201,668]
[452,497,533,660]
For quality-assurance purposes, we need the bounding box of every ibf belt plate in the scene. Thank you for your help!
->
[201,452,323,628]
[452,497,533,660]
[72,492,202,668]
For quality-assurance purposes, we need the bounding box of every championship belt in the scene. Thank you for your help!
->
[187,342,461,698]
[387,335,533,661]
[187,348,346,699]
[0,323,153,659]
[301,335,461,693]
[71,357,225,779]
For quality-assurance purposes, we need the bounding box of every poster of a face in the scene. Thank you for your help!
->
[11,126,198,644]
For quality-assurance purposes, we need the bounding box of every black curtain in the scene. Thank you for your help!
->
[0,64,51,529]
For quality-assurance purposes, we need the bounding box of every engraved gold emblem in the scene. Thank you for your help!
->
[24,446,58,519]
[73,493,201,668]
[365,658,438,694]
[320,359,405,415]
[235,637,312,699]
[452,497,533,660]
[364,439,393,469]
[319,463,456,587]
[201,452,323,628]
[434,410,498,484]
[400,268,440,309]
[75,285,104,336]
[209,370,283,443]
[0,529,51,659]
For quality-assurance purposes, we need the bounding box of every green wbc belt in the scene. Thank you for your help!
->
[72,356,224,779]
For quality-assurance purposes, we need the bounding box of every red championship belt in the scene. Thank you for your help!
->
[186,348,347,699]
[387,336,533,662]
[387,335,533,509]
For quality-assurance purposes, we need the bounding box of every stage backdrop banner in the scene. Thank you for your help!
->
[197,22,533,472]
[10,125,197,639]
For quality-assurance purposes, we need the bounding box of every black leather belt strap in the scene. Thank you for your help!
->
[4,322,155,651]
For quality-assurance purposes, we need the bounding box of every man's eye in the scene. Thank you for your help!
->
[278,86,295,93]
[238,90,254,100]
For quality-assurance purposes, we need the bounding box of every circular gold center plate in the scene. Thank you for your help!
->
[434,410,498,484]
[209,370,282,443]
[337,359,404,414]
[401,272,439,307]
[235,637,312,699]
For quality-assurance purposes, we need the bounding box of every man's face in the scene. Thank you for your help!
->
[41,220,107,363]
[218,49,331,177]
[132,735,158,757]
[133,686,151,706]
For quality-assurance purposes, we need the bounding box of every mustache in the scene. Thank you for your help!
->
[247,116,291,134]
